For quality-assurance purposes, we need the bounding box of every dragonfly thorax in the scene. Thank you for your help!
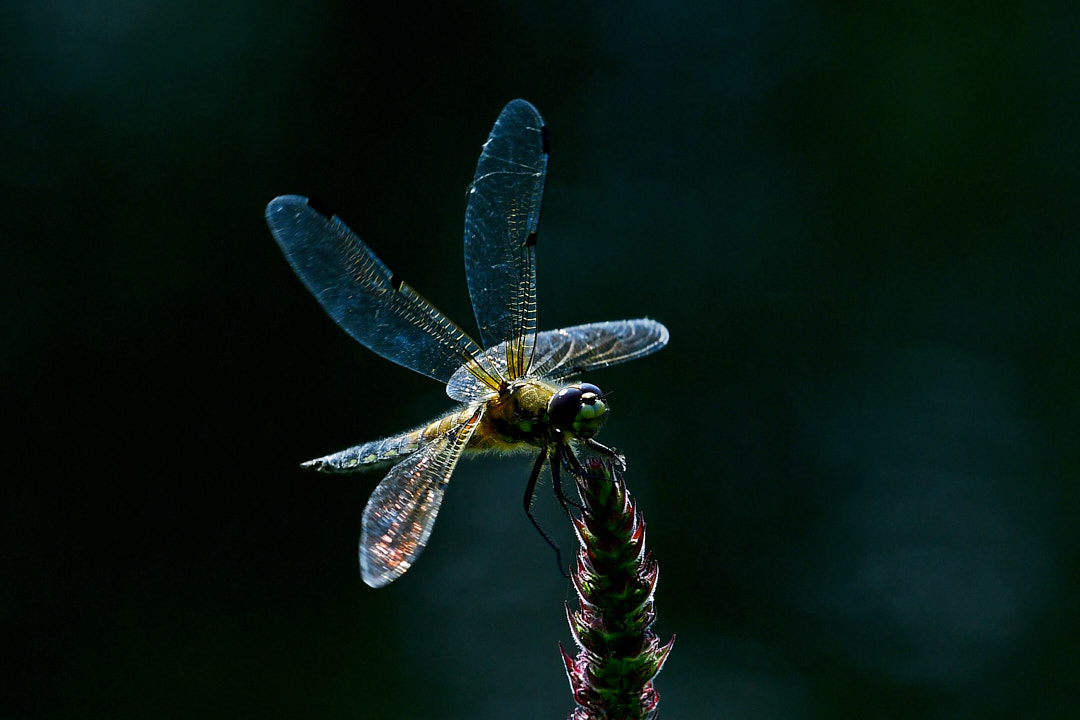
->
[475,378,555,448]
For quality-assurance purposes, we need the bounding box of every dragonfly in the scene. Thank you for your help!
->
[266,99,668,587]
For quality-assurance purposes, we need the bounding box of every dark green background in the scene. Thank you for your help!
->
[4,2,1077,718]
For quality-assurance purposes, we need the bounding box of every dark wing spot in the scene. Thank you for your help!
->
[390,273,404,291]
[525,231,538,248]
[305,196,335,220]
[540,125,550,155]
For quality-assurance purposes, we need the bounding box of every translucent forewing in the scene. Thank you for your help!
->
[267,196,503,392]
[446,319,669,402]
[463,99,547,381]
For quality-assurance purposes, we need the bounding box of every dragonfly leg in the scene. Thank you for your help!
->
[523,448,569,578]
[561,442,623,486]
[584,437,627,471]
[550,448,585,513]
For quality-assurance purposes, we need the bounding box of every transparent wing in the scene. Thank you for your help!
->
[267,195,503,392]
[530,319,670,382]
[447,319,669,401]
[359,406,483,588]
[463,99,548,380]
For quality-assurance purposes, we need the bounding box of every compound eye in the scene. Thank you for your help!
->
[579,383,602,402]
[548,386,583,432]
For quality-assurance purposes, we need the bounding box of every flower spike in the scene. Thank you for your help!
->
[562,455,673,720]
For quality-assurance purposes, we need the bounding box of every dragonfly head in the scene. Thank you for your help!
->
[547,382,607,438]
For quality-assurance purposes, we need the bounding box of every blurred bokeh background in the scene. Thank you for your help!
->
[3,1,1078,718]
